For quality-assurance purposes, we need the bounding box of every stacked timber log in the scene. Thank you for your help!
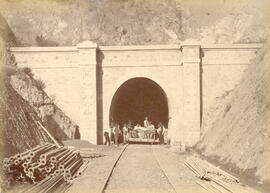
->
[185,156,260,193]
[2,143,88,193]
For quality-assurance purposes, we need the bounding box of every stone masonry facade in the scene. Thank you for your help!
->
[10,41,262,146]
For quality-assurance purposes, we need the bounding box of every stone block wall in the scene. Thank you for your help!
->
[201,44,260,115]
[10,41,262,146]
[181,42,201,146]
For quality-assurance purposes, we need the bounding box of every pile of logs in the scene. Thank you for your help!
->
[184,156,259,193]
[2,143,88,193]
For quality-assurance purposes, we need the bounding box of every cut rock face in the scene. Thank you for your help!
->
[196,46,270,187]
[9,71,79,141]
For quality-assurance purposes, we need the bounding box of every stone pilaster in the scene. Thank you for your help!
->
[181,40,201,147]
[77,41,98,144]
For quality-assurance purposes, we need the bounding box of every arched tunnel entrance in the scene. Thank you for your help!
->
[109,78,169,128]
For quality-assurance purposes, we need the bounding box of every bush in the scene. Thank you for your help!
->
[16,70,29,82]
[20,67,34,78]
[49,94,57,103]
[34,79,46,90]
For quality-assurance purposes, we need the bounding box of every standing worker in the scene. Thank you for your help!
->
[111,123,115,145]
[127,120,133,132]
[122,123,128,144]
[163,126,168,145]
[114,124,121,145]
[144,117,150,128]
[157,122,164,144]
[104,127,111,146]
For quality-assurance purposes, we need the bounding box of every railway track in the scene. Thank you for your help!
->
[100,144,262,193]
[101,144,129,193]
[101,144,185,193]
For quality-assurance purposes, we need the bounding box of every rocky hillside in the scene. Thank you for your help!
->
[0,0,268,46]
[196,45,270,190]
[9,70,79,141]
[0,75,53,158]
[0,37,52,158]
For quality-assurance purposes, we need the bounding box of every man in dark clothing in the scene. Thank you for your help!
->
[104,127,111,145]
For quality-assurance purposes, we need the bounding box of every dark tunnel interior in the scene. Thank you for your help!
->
[109,78,169,128]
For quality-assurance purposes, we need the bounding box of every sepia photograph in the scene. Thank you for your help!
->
[0,0,269,192]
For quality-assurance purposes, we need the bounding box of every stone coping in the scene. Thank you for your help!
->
[10,43,263,53]
[10,46,78,52]
[99,44,180,51]
[201,43,262,49]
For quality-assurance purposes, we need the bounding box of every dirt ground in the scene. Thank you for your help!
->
[66,145,126,193]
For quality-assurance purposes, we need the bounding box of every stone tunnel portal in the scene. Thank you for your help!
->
[109,78,169,128]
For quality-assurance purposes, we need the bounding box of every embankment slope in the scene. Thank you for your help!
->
[196,45,270,188]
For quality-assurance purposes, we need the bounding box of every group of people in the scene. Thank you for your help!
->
[103,117,169,145]
[103,121,132,146]
[143,117,168,144]
[103,123,120,146]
